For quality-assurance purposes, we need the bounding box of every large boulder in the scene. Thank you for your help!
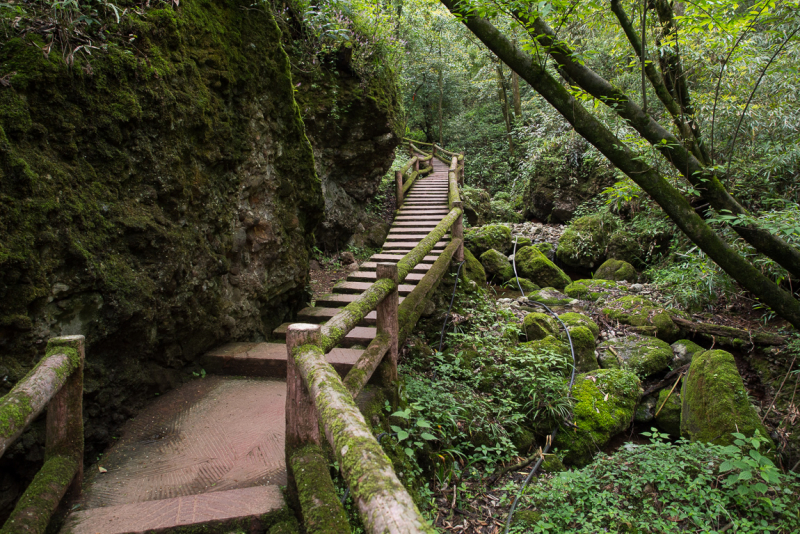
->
[464,224,512,257]
[523,137,617,223]
[559,325,598,373]
[597,335,672,378]
[462,186,491,226]
[671,339,705,368]
[594,259,637,282]
[522,312,559,341]
[564,279,623,302]
[506,277,540,294]
[601,296,681,343]
[488,197,524,223]
[527,288,576,307]
[681,350,773,447]
[556,214,620,269]
[654,388,681,437]
[556,368,641,466]
[515,246,571,289]
[558,312,600,339]
[480,249,514,282]
[461,248,487,290]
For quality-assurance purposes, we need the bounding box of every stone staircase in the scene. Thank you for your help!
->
[59,158,452,533]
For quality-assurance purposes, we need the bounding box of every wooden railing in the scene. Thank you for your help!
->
[402,137,465,186]
[286,150,465,533]
[395,149,433,206]
[0,335,85,534]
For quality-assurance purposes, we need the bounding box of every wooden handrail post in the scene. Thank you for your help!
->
[395,170,403,207]
[286,324,321,452]
[452,201,464,262]
[376,264,399,384]
[45,335,85,492]
[432,145,437,157]
[414,158,419,172]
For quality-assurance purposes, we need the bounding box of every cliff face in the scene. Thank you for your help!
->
[0,0,321,511]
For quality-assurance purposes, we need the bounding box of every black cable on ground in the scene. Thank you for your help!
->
[439,260,467,352]
[504,236,578,534]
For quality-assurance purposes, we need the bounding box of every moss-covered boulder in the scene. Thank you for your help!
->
[556,214,619,269]
[464,224,512,257]
[511,426,536,454]
[556,368,641,466]
[564,279,622,302]
[597,335,672,378]
[559,325,598,373]
[462,186,491,226]
[655,388,681,437]
[681,350,773,447]
[505,277,540,294]
[527,288,576,307]
[635,393,658,423]
[601,296,681,343]
[480,249,514,282]
[515,246,571,289]
[522,312,559,341]
[594,259,637,282]
[671,339,705,367]
[512,236,533,248]
[534,242,555,259]
[461,248,487,289]
[558,312,600,339]
[488,198,524,223]
[540,454,566,473]
[606,229,644,267]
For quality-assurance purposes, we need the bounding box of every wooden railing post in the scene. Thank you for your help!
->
[45,335,85,492]
[376,264,399,384]
[395,170,403,207]
[432,145,437,157]
[452,201,464,262]
[286,324,321,452]
[414,157,420,172]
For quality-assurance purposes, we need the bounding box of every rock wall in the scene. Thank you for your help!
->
[0,0,321,514]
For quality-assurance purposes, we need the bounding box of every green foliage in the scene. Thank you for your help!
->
[513,430,800,533]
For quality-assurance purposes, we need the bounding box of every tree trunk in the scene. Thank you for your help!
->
[512,70,522,119]
[494,61,514,156]
[439,0,800,330]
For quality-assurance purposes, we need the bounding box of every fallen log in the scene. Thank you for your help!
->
[671,316,786,346]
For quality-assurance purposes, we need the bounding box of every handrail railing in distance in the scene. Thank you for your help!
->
[285,153,466,533]
[395,150,434,206]
[1,335,85,534]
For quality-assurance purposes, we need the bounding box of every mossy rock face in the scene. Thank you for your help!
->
[461,248,487,289]
[540,454,566,473]
[558,312,599,339]
[527,288,576,307]
[606,230,644,267]
[534,242,555,259]
[601,296,681,343]
[564,279,622,302]
[597,335,672,378]
[681,350,773,447]
[506,277,540,294]
[635,393,658,423]
[594,259,637,283]
[556,214,620,269]
[654,388,681,437]
[464,224,512,257]
[515,246,571,290]
[480,248,514,282]
[522,312,559,341]
[555,368,641,466]
[268,520,301,534]
[671,339,705,367]
[462,186,491,226]
[558,325,598,373]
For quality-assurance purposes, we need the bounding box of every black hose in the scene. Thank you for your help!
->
[439,261,467,352]
[504,236,578,534]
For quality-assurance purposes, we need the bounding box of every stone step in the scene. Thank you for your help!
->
[360,261,432,273]
[368,254,438,262]
[315,293,407,307]
[273,324,376,347]
[348,271,425,282]
[332,281,417,295]
[61,486,286,534]
[203,342,362,377]
[297,307,377,325]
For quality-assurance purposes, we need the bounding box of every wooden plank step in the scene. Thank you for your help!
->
[297,307,377,326]
[395,216,447,221]
[383,241,447,248]
[360,261,433,273]
[349,271,425,282]
[392,222,447,227]
[203,342,362,377]
[385,234,449,240]
[332,281,417,295]
[389,227,438,233]
[273,323,376,348]
[369,254,438,262]
[315,293,406,307]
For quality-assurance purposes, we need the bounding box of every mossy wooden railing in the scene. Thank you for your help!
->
[401,138,465,186]
[286,157,465,533]
[395,150,433,206]
[0,336,85,534]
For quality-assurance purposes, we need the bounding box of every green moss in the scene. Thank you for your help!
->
[602,296,681,343]
[506,277,540,293]
[594,258,637,282]
[533,242,553,258]
[511,426,536,453]
[555,368,641,466]
[0,391,32,439]
[513,510,543,527]
[540,454,566,473]
[560,325,598,373]
[515,246,571,289]
[464,224,512,256]
[654,388,681,437]
[289,444,349,533]
[522,312,558,341]
[480,248,514,282]
[681,350,773,448]
[515,335,571,371]
[607,229,643,267]
[513,236,532,248]
[527,288,575,307]
[558,312,600,339]
[597,336,672,378]
[556,213,620,269]
[564,279,621,301]
[461,248,487,289]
